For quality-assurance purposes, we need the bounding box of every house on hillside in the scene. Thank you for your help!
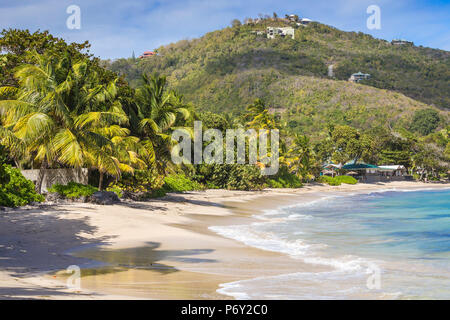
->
[139,51,156,58]
[297,18,312,26]
[348,71,371,82]
[250,30,266,36]
[287,14,299,22]
[391,39,413,46]
[267,27,295,39]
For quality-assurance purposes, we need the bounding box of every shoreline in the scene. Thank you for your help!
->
[0,181,449,299]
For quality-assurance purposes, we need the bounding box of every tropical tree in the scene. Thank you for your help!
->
[283,134,317,181]
[135,73,193,172]
[0,51,135,193]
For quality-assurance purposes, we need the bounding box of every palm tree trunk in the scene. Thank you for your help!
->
[35,158,48,194]
[98,171,104,190]
[14,159,21,169]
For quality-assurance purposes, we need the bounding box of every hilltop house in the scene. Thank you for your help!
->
[298,18,312,26]
[139,51,156,58]
[391,39,413,46]
[250,30,266,36]
[287,14,299,22]
[349,71,371,82]
[267,27,295,39]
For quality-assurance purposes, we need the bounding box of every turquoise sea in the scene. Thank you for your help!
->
[211,188,450,299]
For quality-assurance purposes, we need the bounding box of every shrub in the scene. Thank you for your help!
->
[225,165,266,190]
[48,182,98,199]
[267,167,303,188]
[0,164,45,207]
[410,109,441,136]
[109,169,165,199]
[106,185,124,198]
[193,164,265,190]
[163,174,205,192]
[317,175,341,186]
[334,175,358,185]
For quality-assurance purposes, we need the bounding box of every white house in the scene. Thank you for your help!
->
[297,18,312,26]
[349,71,371,82]
[267,27,295,39]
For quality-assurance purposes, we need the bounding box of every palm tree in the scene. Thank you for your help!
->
[245,99,278,130]
[135,73,193,172]
[284,134,316,181]
[0,52,133,193]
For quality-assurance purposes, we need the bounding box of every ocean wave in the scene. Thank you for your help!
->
[209,224,313,256]
[213,188,449,299]
[209,224,373,273]
[253,212,313,222]
[217,269,384,300]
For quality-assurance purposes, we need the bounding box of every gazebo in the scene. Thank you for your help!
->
[321,162,342,177]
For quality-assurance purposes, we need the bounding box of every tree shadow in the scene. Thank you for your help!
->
[75,242,217,275]
[117,193,226,210]
[160,194,226,208]
[0,285,101,300]
[116,201,169,211]
[0,204,113,276]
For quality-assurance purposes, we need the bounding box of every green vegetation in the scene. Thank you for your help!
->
[0,164,44,207]
[410,109,441,136]
[317,175,358,186]
[107,169,165,200]
[163,174,204,192]
[193,164,266,191]
[106,185,124,198]
[267,167,303,188]
[105,19,449,129]
[334,175,358,185]
[48,182,98,199]
[0,25,449,207]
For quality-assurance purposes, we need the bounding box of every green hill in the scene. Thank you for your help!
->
[104,19,449,135]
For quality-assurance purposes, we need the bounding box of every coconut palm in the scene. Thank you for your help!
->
[135,73,193,171]
[0,52,134,193]
[284,134,316,181]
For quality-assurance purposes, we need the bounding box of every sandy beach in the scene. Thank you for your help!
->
[0,181,449,300]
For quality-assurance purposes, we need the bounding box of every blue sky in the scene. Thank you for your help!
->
[0,0,449,59]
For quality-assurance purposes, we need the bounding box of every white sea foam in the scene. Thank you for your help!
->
[209,224,372,273]
[209,224,313,256]
[217,269,380,300]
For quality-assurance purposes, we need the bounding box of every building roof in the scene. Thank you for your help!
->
[342,160,378,170]
[378,165,406,171]
[323,163,342,169]
[352,71,369,76]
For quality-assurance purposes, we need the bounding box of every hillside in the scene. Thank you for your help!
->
[104,19,449,135]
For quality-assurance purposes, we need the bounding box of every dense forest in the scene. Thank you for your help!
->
[0,26,449,207]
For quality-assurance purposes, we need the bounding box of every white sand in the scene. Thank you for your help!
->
[0,181,448,299]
